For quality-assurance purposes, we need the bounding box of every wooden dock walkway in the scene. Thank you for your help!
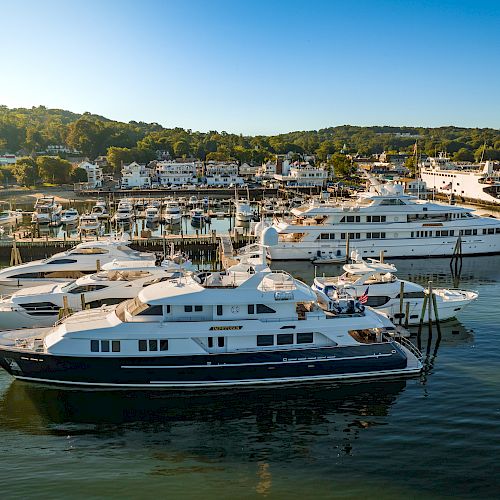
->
[219,234,238,268]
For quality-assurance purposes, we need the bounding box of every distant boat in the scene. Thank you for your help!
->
[0,210,23,226]
[61,208,79,224]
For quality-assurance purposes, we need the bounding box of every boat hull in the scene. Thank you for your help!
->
[0,343,420,388]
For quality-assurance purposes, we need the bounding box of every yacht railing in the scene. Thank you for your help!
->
[386,333,422,360]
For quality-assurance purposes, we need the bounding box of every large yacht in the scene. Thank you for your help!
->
[312,254,478,325]
[0,260,184,329]
[420,153,500,205]
[266,183,500,260]
[0,235,155,291]
[0,253,422,388]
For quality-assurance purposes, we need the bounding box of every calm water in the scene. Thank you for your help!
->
[0,255,499,498]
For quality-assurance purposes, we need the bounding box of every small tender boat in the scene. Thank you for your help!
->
[312,253,478,324]
[61,208,79,224]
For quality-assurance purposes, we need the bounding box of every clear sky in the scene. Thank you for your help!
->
[0,0,498,134]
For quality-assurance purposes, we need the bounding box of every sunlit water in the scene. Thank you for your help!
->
[0,253,499,498]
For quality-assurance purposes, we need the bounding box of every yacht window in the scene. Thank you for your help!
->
[365,296,391,307]
[184,305,193,312]
[257,335,274,346]
[277,333,293,345]
[217,337,225,347]
[488,228,494,235]
[69,284,108,294]
[194,305,203,312]
[91,340,99,352]
[21,302,60,312]
[256,304,276,314]
[400,291,426,299]
[138,340,147,351]
[47,259,78,265]
[160,339,169,351]
[149,340,158,351]
[208,337,214,348]
[101,340,110,352]
[464,230,472,236]
[216,305,223,315]
[11,272,44,279]
[320,233,329,239]
[496,228,500,234]
[248,304,255,314]
[166,305,171,313]
[112,341,121,352]
[297,332,313,344]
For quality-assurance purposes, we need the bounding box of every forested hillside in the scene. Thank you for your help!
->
[1,106,499,170]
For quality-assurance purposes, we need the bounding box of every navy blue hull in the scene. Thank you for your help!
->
[0,343,417,388]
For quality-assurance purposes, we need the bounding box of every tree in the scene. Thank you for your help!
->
[330,153,353,179]
[36,156,72,184]
[173,140,190,157]
[107,147,135,172]
[66,118,102,158]
[404,156,417,177]
[315,140,336,161]
[453,148,474,162]
[12,157,38,186]
[70,166,88,182]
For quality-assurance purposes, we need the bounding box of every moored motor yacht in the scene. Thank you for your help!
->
[79,213,101,234]
[163,202,182,225]
[91,200,109,219]
[0,234,156,291]
[145,206,160,223]
[0,252,422,388]
[113,199,134,224]
[61,208,79,224]
[266,183,500,260]
[312,253,478,325]
[235,200,253,222]
[190,208,205,226]
[0,260,185,329]
[31,197,63,225]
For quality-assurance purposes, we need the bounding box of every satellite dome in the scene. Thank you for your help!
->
[261,226,279,247]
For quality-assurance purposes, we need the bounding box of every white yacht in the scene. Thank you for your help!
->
[61,208,79,225]
[420,153,500,205]
[79,213,101,234]
[266,183,500,260]
[91,200,109,219]
[0,260,184,329]
[163,202,182,225]
[235,200,253,222]
[0,235,155,291]
[31,197,63,225]
[312,254,478,325]
[0,210,23,226]
[0,253,422,388]
[145,206,160,223]
[113,199,134,224]
[190,208,205,227]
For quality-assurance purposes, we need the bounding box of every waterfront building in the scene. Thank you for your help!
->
[77,161,103,188]
[239,162,258,179]
[155,160,200,186]
[204,161,244,186]
[121,162,153,188]
[274,162,328,187]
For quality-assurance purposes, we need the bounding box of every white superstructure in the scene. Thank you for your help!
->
[266,183,500,260]
[420,153,500,205]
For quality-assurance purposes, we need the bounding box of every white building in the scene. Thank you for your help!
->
[0,154,16,165]
[239,162,258,178]
[121,162,152,188]
[155,160,199,186]
[274,162,328,187]
[204,161,244,186]
[77,161,103,188]
[257,161,277,179]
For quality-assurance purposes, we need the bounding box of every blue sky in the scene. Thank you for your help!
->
[0,0,498,134]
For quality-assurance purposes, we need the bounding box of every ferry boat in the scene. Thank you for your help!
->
[0,260,184,329]
[420,153,500,205]
[61,208,79,225]
[0,253,422,388]
[266,183,500,260]
[312,254,478,325]
[0,235,155,291]
[31,197,62,225]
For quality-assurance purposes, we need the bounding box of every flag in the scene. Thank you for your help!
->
[358,287,369,304]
